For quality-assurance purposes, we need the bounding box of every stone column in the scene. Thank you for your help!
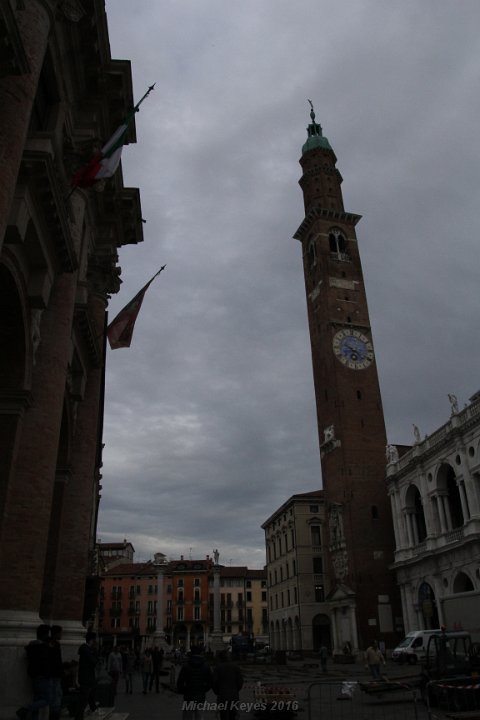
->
[153,554,169,650]
[209,552,224,653]
[349,605,359,653]
[458,481,470,522]
[48,291,106,658]
[330,608,338,654]
[0,0,54,250]
[442,495,453,531]
[389,492,402,549]
[437,495,447,534]
[405,512,414,547]
[0,269,76,715]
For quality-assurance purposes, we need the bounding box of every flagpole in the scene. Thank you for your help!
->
[68,83,156,197]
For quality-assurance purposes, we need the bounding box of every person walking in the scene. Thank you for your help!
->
[364,641,386,680]
[140,648,153,694]
[122,647,135,694]
[107,645,123,696]
[75,632,99,720]
[212,651,243,720]
[177,647,213,720]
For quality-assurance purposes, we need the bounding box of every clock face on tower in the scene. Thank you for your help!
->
[332,328,374,370]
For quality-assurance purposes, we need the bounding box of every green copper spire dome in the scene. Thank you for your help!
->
[302,100,332,154]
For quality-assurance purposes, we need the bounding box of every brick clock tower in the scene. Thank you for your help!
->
[293,104,402,651]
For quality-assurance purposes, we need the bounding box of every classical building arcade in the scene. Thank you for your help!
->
[0,1,143,714]
[387,392,480,639]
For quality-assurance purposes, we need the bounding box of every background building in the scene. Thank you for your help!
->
[98,551,268,651]
[387,391,480,641]
[0,2,143,713]
[263,491,327,651]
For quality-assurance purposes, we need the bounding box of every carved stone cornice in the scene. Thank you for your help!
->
[294,205,362,242]
[21,140,78,272]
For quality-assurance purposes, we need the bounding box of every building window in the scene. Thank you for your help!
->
[194,606,201,621]
[261,591,267,602]
[307,238,317,268]
[110,617,120,628]
[315,584,325,602]
[329,229,347,257]
[178,579,184,588]
[177,607,184,621]
[290,529,295,548]
[246,592,252,602]
[313,557,323,574]
[311,525,321,546]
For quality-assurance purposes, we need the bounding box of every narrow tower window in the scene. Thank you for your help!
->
[307,238,317,268]
[329,228,348,258]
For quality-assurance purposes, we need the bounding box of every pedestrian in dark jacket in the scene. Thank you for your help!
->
[16,624,51,720]
[149,646,164,693]
[177,647,212,720]
[212,651,243,720]
[49,625,64,720]
[75,632,99,720]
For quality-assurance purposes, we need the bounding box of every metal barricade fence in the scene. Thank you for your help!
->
[305,680,426,720]
[425,678,480,719]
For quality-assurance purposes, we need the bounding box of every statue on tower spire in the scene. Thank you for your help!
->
[302,99,332,154]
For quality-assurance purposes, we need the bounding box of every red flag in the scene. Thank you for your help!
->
[106,266,165,350]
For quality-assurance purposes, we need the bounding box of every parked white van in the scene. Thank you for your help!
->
[391,629,442,664]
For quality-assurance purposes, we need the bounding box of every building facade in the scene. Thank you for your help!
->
[387,392,480,640]
[290,106,402,651]
[0,2,143,714]
[263,491,328,651]
[98,553,268,651]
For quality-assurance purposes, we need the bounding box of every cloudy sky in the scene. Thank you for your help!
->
[98,0,480,567]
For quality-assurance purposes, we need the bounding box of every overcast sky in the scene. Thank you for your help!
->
[98,0,480,568]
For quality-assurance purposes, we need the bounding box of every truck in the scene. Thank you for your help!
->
[440,591,480,642]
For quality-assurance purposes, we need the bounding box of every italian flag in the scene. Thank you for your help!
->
[70,122,131,188]
[70,84,155,189]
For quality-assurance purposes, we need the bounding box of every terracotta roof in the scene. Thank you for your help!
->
[219,566,248,577]
[104,562,155,576]
[246,568,266,579]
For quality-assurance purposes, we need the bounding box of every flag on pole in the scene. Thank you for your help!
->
[106,265,165,350]
[71,84,155,188]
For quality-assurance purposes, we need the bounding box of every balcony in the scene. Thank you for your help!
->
[109,608,122,618]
